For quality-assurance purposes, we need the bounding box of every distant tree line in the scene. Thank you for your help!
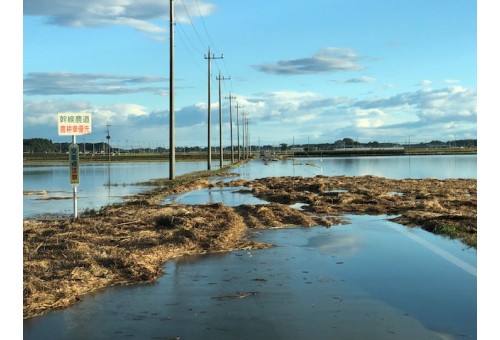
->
[276,137,476,152]
[23,137,477,154]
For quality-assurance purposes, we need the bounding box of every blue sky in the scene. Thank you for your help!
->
[22,0,478,148]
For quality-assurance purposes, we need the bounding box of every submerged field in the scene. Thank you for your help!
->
[23,167,476,319]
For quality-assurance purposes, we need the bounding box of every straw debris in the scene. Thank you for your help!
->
[24,174,476,319]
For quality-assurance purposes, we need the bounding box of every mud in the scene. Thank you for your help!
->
[23,174,476,319]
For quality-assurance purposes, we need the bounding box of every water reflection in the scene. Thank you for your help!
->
[23,161,225,218]
[233,155,477,180]
[23,155,476,219]
[163,186,268,206]
[23,155,477,338]
[24,215,476,339]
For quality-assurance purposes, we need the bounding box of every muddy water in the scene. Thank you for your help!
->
[23,214,476,339]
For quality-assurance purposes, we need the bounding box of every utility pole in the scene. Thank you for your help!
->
[216,72,230,168]
[204,46,223,170]
[169,0,175,179]
[225,92,236,163]
[106,123,111,162]
[235,102,244,161]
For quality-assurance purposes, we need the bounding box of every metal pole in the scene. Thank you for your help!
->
[72,135,78,219]
[169,0,175,179]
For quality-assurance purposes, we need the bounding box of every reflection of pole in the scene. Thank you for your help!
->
[107,162,111,197]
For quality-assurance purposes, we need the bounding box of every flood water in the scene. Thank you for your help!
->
[23,161,228,219]
[23,154,477,339]
[23,154,476,219]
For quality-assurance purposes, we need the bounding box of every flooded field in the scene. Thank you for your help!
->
[23,161,228,219]
[23,154,476,219]
[23,154,477,339]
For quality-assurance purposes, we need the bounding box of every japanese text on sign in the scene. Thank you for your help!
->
[58,113,92,136]
[69,144,80,186]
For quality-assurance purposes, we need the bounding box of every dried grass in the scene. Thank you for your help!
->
[24,174,476,319]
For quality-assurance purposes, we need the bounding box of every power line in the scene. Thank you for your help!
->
[179,0,209,50]
[175,22,204,71]
[194,0,218,52]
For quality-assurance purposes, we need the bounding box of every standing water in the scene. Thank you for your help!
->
[23,154,477,339]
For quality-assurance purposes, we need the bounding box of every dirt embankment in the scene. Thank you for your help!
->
[23,174,476,319]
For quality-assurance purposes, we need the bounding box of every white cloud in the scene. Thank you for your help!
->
[336,76,376,84]
[417,80,432,86]
[354,108,385,118]
[354,86,476,121]
[24,0,216,34]
[23,86,477,146]
[24,72,168,96]
[254,48,365,75]
[23,99,148,130]
[355,118,384,128]
[99,103,149,120]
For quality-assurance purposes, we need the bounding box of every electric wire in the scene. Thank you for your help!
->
[179,0,209,51]
[105,0,235,144]
[175,19,204,72]
[194,0,218,52]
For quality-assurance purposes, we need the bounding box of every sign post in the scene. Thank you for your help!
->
[69,140,79,219]
[57,113,92,219]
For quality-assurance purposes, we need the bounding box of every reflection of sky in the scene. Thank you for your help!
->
[23,215,477,339]
[23,161,220,218]
[233,154,477,180]
[162,187,268,206]
[23,155,476,218]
